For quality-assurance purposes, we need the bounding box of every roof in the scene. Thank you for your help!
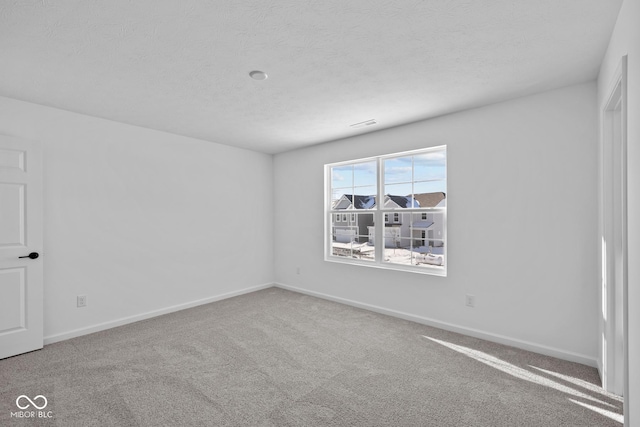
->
[334,194,432,209]
[334,194,375,210]
[413,192,446,208]
[412,220,435,229]
[386,195,420,208]
[346,195,376,209]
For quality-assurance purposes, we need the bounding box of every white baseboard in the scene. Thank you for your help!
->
[275,282,598,368]
[45,281,598,368]
[43,282,274,345]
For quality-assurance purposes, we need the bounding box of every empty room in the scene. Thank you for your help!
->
[0,1,637,426]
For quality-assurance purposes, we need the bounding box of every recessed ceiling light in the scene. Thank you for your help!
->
[249,70,268,80]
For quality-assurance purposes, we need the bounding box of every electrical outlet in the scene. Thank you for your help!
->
[77,295,87,308]
[465,294,475,308]
[296,267,300,275]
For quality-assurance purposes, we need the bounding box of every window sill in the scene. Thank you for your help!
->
[325,256,447,277]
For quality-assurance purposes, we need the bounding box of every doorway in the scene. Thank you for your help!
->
[0,135,43,359]
[600,56,627,404]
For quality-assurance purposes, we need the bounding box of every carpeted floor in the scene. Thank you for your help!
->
[0,287,623,426]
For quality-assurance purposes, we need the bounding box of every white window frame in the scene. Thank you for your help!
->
[325,146,447,276]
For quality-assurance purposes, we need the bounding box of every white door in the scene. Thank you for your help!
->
[0,135,43,359]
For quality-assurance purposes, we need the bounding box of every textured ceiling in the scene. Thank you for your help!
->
[0,0,622,154]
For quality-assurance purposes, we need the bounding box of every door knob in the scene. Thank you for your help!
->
[18,252,39,259]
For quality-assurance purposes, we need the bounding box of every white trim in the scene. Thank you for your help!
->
[274,282,597,367]
[598,358,604,387]
[598,55,628,413]
[44,282,598,368]
[43,282,273,345]
[325,252,446,276]
[325,146,447,276]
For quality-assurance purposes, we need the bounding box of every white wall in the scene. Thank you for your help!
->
[0,96,274,342]
[598,0,640,423]
[274,82,599,365]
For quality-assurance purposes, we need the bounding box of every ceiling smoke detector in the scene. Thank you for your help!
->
[350,119,377,129]
[249,70,268,80]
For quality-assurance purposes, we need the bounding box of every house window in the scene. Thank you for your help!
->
[326,146,446,276]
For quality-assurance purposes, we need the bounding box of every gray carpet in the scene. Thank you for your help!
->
[0,287,623,426]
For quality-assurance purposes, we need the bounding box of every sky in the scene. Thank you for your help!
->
[330,149,446,204]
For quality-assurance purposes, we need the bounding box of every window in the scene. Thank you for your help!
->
[326,146,446,275]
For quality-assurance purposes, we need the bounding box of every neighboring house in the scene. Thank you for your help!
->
[333,192,445,248]
[331,195,375,243]
[412,192,446,248]
[369,195,419,247]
